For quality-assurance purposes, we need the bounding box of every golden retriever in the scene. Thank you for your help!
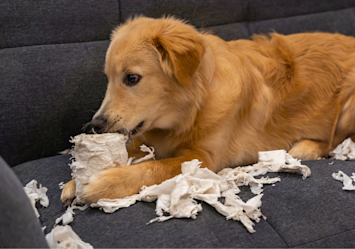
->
[61,16,355,204]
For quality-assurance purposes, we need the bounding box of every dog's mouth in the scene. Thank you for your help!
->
[129,121,145,136]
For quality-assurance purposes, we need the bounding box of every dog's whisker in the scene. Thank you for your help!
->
[99,126,107,134]
[86,110,98,114]
[135,129,147,143]
[132,136,136,148]
[82,122,91,132]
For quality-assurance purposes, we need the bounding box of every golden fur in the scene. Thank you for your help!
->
[62,17,355,203]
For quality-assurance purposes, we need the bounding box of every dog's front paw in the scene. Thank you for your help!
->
[61,179,76,205]
[81,166,140,203]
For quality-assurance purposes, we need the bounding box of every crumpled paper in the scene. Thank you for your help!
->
[91,195,141,213]
[257,150,311,179]
[91,150,311,233]
[46,225,93,249]
[23,180,49,218]
[55,199,88,226]
[332,171,355,190]
[130,145,155,165]
[329,137,355,160]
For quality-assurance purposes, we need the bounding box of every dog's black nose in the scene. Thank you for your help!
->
[90,115,107,133]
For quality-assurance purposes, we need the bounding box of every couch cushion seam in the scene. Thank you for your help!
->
[264,219,290,247]
[200,6,355,30]
[0,39,110,51]
[291,226,355,248]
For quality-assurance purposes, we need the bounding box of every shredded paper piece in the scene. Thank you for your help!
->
[91,150,311,233]
[23,180,49,218]
[46,225,93,249]
[58,182,65,190]
[332,171,355,190]
[55,199,88,226]
[131,145,155,165]
[329,137,355,160]
[91,195,141,213]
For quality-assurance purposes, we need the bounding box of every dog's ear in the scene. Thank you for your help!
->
[153,23,205,86]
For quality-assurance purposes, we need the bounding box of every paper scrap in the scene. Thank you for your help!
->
[23,180,49,218]
[58,182,65,190]
[132,145,155,165]
[351,173,355,182]
[91,195,141,213]
[257,150,311,179]
[46,225,93,249]
[332,171,355,190]
[329,137,355,160]
[55,199,88,226]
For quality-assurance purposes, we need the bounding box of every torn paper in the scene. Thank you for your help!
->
[329,137,355,160]
[332,171,355,190]
[92,152,310,233]
[55,199,88,226]
[46,225,93,249]
[58,182,65,190]
[23,180,49,218]
[257,150,311,179]
[69,133,129,201]
[91,195,141,213]
[131,145,155,165]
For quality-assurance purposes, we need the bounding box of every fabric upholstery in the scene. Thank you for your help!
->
[0,0,119,49]
[12,155,355,248]
[119,0,355,27]
[0,41,109,166]
[249,7,355,37]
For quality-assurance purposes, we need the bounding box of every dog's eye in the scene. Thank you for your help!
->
[126,74,141,86]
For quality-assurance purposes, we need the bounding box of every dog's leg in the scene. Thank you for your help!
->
[288,139,329,160]
[61,179,76,204]
[81,153,204,203]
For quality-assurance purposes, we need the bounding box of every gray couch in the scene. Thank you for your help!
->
[2,0,355,247]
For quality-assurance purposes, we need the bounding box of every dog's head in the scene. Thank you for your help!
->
[90,17,206,137]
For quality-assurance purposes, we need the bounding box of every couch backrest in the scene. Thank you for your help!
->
[2,0,355,166]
